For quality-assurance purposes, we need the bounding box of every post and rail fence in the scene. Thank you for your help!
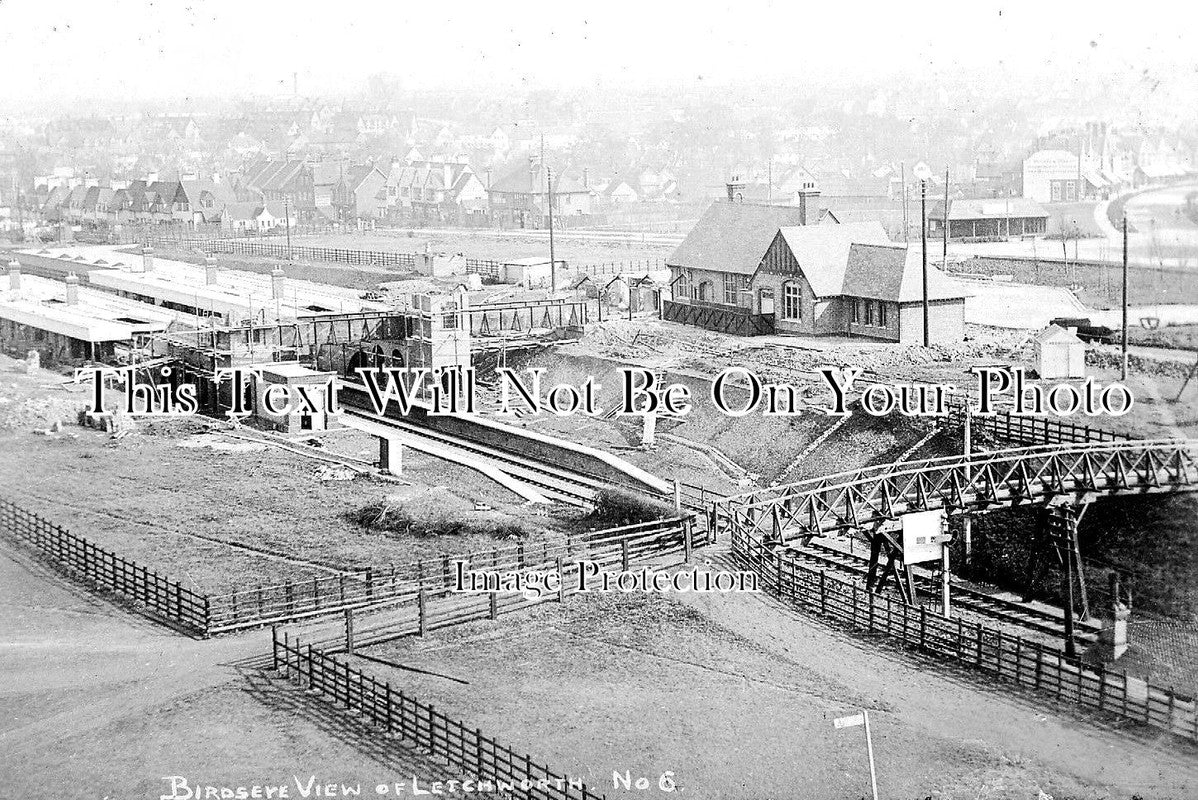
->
[0,499,701,636]
[729,524,1198,743]
[273,634,606,800]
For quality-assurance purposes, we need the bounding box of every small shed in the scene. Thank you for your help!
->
[254,362,337,433]
[1035,324,1086,379]
[501,257,566,289]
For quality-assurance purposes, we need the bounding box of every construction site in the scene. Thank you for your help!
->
[4,196,1198,800]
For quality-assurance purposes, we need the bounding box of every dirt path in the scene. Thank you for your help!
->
[679,551,1198,798]
[0,541,500,800]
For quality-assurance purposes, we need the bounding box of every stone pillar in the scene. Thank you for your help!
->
[379,436,402,475]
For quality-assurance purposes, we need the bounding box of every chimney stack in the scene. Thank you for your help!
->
[271,266,286,300]
[7,259,20,291]
[64,272,80,305]
[726,177,745,203]
[142,246,154,272]
[798,188,821,226]
[204,256,218,286]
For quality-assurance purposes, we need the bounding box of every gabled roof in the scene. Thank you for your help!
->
[772,222,893,295]
[488,161,590,195]
[1034,324,1084,344]
[667,201,822,275]
[840,243,967,303]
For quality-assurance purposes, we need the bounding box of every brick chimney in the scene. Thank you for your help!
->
[64,272,80,305]
[204,256,218,286]
[271,266,285,300]
[726,177,745,203]
[8,259,20,291]
[798,188,821,225]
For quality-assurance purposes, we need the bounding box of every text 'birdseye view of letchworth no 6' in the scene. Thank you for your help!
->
[2,3,1198,800]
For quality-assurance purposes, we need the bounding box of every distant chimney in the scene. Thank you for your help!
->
[798,188,821,225]
[726,177,745,203]
[64,272,79,305]
[271,266,286,300]
[582,168,589,188]
[7,259,20,291]
[142,246,154,272]
[204,256,218,286]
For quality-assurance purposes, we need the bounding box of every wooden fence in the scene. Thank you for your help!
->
[0,497,700,636]
[0,499,210,634]
[148,236,419,269]
[208,517,699,635]
[273,635,605,799]
[298,517,701,650]
[575,259,663,277]
[953,406,1133,446]
[661,300,775,337]
[730,526,1198,742]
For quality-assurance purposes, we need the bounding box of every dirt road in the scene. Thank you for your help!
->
[0,541,497,800]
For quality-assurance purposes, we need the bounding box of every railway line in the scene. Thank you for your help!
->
[781,539,1099,641]
[338,381,604,505]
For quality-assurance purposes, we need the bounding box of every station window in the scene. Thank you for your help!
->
[864,300,875,326]
[783,282,801,319]
[723,274,738,305]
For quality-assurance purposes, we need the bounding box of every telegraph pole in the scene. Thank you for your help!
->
[942,167,949,268]
[547,167,556,293]
[284,197,292,260]
[921,179,929,347]
[1121,214,1129,380]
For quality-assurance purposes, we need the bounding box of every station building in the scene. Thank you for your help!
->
[0,261,176,365]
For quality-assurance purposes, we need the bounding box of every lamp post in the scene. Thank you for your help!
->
[913,163,932,347]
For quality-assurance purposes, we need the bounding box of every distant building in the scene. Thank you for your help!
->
[1034,324,1086,379]
[1022,149,1114,203]
[663,200,965,343]
[486,160,593,228]
[927,198,1048,241]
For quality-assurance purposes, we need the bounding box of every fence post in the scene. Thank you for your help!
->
[418,587,427,637]
[919,606,927,650]
[683,518,693,563]
[345,608,355,654]
[621,538,630,572]
[557,557,566,603]
[385,682,394,734]
[489,591,498,620]
[819,570,827,614]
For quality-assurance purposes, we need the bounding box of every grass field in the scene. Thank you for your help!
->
[343,586,1198,799]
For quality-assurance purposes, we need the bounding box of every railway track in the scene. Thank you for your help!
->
[338,382,604,505]
[780,539,1098,641]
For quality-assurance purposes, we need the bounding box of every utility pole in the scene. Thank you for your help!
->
[547,166,556,294]
[284,197,292,260]
[942,167,949,268]
[1121,214,1129,380]
[900,162,909,244]
[921,178,929,346]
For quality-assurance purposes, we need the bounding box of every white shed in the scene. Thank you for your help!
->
[1035,324,1086,379]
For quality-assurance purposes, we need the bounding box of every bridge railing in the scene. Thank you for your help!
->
[717,438,1198,535]
[729,525,1198,743]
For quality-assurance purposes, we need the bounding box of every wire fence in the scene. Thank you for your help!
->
[273,635,606,800]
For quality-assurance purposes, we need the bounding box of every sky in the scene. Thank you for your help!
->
[0,0,1195,103]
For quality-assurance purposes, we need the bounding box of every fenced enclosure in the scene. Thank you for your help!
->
[0,499,210,634]
[273,635,606,800]
[147,235,420,269]
[0,498,701,636]
[210,516,700,637]
[661,300,775,336]
[729,525,1198,743]
[304,517,703,650]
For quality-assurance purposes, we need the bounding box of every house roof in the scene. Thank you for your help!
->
[773,221,892,296]
[667,201,827,275]
[1034,324,1084,344]
[840,243,968,303]
[930,197,1048,222]
[488,161,590,195]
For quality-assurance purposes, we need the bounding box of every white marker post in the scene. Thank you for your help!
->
[834,709,879,800]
